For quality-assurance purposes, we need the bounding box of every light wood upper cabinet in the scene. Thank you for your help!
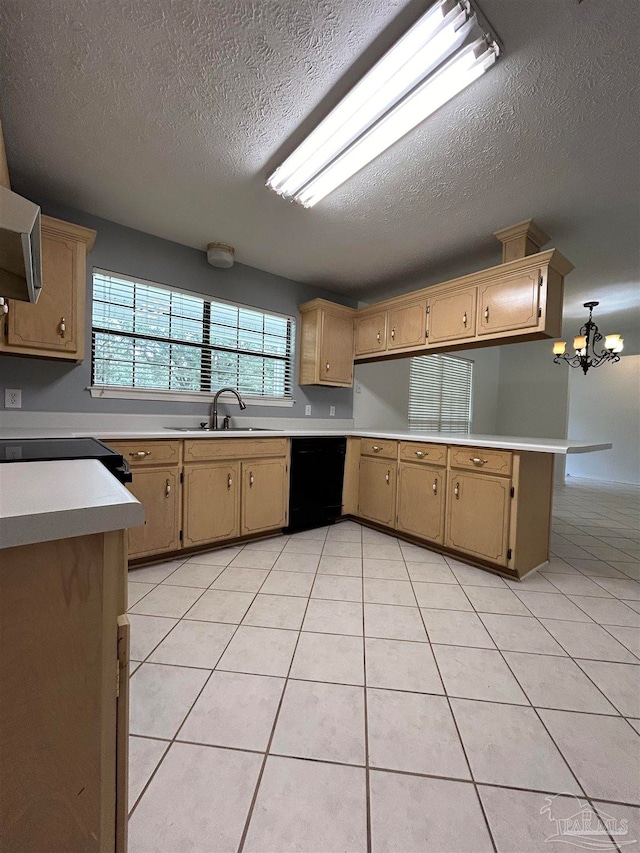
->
[445,470,511,566]
[387,300,427,351]
[298,298,355,387]
[241,458,288,534]
[478,268,542,336]
[427,288,477,344]
[125,467,181,558]
[183,462,240,547]
[358,456,397,527]
[354,311,387,356]
[0,216,96,361]
[396,462,446,543]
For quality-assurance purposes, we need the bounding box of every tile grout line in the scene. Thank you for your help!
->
[236,526,329,853]
[405,555,498,853]
[127,539,292,819]
[359,528,373,853]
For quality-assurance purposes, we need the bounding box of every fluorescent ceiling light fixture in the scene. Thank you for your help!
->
[266,0,499,207]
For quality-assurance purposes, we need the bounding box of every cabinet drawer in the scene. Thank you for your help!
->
[360,438,398,459]
[398,442,447,466]
[184,437,289,462]
[105,440,181,467]
[448,446,512,476]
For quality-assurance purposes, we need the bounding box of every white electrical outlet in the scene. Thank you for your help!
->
[329,405,336,417]
[305,405,312,416]
[5,389,21,409]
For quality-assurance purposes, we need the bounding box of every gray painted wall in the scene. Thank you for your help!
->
[0,200,356,419]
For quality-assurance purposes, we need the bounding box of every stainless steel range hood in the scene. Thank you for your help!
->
[0,185,42,303]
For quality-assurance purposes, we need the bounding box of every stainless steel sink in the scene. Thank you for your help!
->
[165,426,275,432]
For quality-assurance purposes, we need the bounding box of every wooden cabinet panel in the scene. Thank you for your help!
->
[360,438,398,459]
[106,439,181,467]
[397,463,445,543]
[358,457,397,526]
[298,299,355,387]
[241,459,288,534]
[449,446,512,476]
[184,437,288,462]
[445,471,511,566]
[398,442,447,466]
[355,312,387,356]
[0,217,96,361]
[387,300,427,351]
[427,288,477,343]
[183,462,240,546]
[478,269,541,335]
[125,467,181,558]
[320,311,354,385]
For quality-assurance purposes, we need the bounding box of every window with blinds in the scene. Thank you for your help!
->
[91,270,294,400]
[408,354,473,433]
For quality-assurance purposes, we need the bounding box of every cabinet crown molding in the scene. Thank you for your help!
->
[42,215,97,252]
[494,219,550,263]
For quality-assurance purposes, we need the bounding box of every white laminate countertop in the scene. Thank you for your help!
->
[0,459,145,550]
[0,427,612,455]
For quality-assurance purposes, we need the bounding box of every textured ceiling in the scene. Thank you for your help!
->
[1,0,639,345]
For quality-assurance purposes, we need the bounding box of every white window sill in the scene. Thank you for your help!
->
[88,386,294,407]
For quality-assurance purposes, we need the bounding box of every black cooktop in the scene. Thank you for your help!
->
[0,438,132,482]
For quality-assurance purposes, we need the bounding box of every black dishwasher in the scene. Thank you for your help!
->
[287,436,347,531]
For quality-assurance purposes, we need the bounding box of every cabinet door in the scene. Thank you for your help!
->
[183,462,240,546]
[388,301,426,351]
[241,459,288,535]
[478,269,541,335]
[4,226,83,357]
[445,471,511,566]
[320,310,354,385]
[427,289,476,343]
[126,467,181,558]
[355,312,387,356]
[358,457,397,527]
[397,463,445,543]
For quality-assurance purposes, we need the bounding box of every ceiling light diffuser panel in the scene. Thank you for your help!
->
[267,0,499,207]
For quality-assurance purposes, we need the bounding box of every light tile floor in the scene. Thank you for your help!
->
[127,477,640,852]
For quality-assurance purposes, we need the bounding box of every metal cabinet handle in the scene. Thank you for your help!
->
[372,445,382,452]
[414,450,426,458]
[59,317,66,338]
[325,362,330,372]
[462,312,467,326]
[454,482,460,499]
[227,473,233,489]
[470,456,488,466]
[130,450,151,457]
[385,470,390,484]
[249,471,254,486]
[0,297,7,315]
[391,327,395,339]
[432,478,438,494]
[484,306,489,320]
[376,331,381,342]
[165,480,171,498]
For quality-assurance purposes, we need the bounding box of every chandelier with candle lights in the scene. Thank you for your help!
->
[553,302,623,375]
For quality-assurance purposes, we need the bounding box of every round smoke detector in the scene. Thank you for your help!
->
[207,242,235,269]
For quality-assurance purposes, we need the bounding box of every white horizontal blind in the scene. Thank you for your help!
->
[408,354,473,433]
[91,269,294,400]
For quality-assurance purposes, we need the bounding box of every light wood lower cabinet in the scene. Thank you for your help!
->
[241,458,288,534]
[396,462,446,543]
[183,462,240,546]
[1,530,129,852]
[358,456,397,527]
[445,470,511,566]
[353,441,554,578]
[126,466,181,558]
